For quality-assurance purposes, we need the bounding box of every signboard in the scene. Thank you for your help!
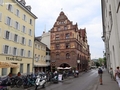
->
[58,74,63,81]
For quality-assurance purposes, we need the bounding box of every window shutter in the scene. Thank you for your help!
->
[6,4,9,10]
[10,32,12,40]
[2,45,5,54]
[12,20,15,28]
[24,38,26,45]
[31,51,32,58]
[14,21,16,29]
[19,36,21,43]
[21,25,23,32]
[24,50,26,57]
[0,0,3,5]
[25,27,27,33]
[31,40,32,46]
[3,30,6,38]
[25,16,27,22]
[5,16,7,24]
[17,35,19,42]
[19,36,20,43]
[12,5,14,13]
[12,33,14,41]
[17,48,19,56]
[8,46,11,55]
[31,30,32,36]
[20,49,21,56]
[14,8,16,15]
[0,12,2,21]
[18,23,20,30]
[10,19,12,26]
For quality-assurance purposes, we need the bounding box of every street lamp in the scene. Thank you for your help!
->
[77,60,80,71]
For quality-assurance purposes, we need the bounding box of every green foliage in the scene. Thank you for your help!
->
[95,62,100,68]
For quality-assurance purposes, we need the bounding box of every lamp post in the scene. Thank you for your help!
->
[77,60,80,71]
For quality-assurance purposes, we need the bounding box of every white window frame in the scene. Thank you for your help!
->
[0,12,2,21]
[23,14,26,21]
[28,39,31,46]
[2,68,7,76]
[7,17,12,26]
[21,49,24,56]
[5,31,10,40]
[4,45,9,54]
[14,34,18,42]
[22,25,25,33]
[0,0,3,6]
[16,9,19,17]
[28,50,30,57]
[29,29,32,36]
[21,37,25,45]
[30,19,32,25]
[13,47,17,56]
[7,4,13,12]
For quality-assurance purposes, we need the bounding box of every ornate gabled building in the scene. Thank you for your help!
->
[50,11,90,71]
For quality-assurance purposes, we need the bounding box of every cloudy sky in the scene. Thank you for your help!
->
[25,0,104,59]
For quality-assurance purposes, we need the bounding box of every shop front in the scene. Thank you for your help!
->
[0,55,33,76]
[34,61,48,73]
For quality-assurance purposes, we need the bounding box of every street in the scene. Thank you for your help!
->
[27,69,99,90]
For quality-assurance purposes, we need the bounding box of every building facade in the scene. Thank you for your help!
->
[0,0,37,76]
[101,0,120,74]
[34,38,48,73]
[41,31,51,49]
[50,11,90,72]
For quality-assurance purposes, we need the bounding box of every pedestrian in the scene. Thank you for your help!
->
[98,67,103,85]
[109,67,113,80]
[17,72,21,77]
[115,66,120,88]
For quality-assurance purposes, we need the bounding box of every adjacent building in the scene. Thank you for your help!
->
[50,11,90,71]
[0,0,37,76]
[35,31,51,72]
[34,37,48,73]
[101,0,120,74]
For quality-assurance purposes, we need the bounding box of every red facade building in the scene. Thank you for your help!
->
[50,11,90,71]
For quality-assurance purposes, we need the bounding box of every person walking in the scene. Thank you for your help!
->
[98,67,103,85]
[109,67,113,80]
[115,66,120,88]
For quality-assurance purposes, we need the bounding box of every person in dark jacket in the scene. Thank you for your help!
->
[98,67,103,85]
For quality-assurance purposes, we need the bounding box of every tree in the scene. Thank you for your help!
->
[95,62,100,68]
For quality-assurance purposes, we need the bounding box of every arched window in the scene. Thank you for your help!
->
[56,54,59,59]
[66,53,70,59]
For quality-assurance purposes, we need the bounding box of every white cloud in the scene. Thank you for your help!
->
[25,0,104,59]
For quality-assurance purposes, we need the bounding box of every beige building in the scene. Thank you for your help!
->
[34,38,48,73]
[0,0,37,76]
[101,0,120,74]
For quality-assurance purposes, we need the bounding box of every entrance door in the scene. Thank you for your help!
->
[10,68,17,75]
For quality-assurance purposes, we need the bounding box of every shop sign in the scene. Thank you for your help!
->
[6,57,22,61]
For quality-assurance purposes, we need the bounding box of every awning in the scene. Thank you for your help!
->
[57,67,71,70]
[0,61,19,68]
[34,61,48,67]
[57,67,64,69]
